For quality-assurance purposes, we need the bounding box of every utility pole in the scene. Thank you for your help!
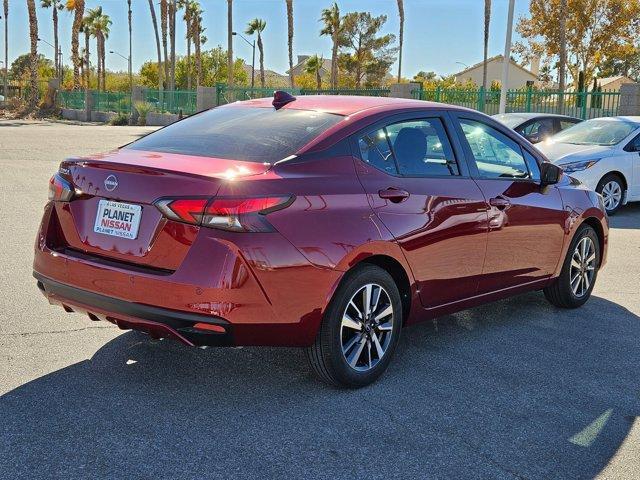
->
[499,0,515,114]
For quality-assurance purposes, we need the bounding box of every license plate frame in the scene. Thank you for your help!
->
[93,199,142,240]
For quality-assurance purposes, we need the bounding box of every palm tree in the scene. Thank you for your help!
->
[305,55,323,90]
[558,0,567,110]
[245,18,266,89]
[320,2,341,89]
[481,0,491,107]
[148,0,163,90]
[4,0,9,99]
[128,0,132,93]
[178,0,195,90]
[286,0,294,87]
[27,0,39,109]
[41,0,63,79]
[396,0,404,83]
[87,7,111,91]
[192,4,205,86]
[169,0,176,90]
[66,0,85,90]
[227,0,233,87]
[160,0,169,89]
[79,15,91,87]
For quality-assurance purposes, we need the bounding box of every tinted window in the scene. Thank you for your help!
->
[460,119,530,179]
[386,119,458,176]
[560,119,580,130]
[518,118,555,142]
[127,106,343,163]
[358,127,397,174]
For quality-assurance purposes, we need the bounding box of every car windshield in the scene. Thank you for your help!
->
[551,118,638,146]
[127,106,344,163]
[493,114,529,128]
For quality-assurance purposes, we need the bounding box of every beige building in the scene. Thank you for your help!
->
[453,54,539,89]
[590,76,634,91]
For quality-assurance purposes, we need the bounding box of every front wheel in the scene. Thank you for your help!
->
[306,265,402,388]
[543,224,600,308]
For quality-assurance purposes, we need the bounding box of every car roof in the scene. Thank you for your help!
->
[228,95,472,116]
[492,112,580,120]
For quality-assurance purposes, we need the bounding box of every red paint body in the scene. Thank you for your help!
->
[33,96,608,347]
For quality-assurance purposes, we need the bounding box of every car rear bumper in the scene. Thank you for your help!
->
[34,203,343,347]
[35,272,233,346]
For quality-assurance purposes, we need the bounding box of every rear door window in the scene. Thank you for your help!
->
[356,117,459,177]
[127,106,343,163]
[386,119,459,176]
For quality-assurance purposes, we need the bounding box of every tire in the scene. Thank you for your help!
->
[596,173,624,215]
[543,224,600,308]
[306,264,403,388]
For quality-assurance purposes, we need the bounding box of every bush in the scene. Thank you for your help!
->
[133,101,154,126]
[109,112,130,126]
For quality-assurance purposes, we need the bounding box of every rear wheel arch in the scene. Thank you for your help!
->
[349,255,412,325]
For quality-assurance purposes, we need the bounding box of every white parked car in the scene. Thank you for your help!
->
[537,116,640,214]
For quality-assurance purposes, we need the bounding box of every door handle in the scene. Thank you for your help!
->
[489,196,511,210]
[378,188,410,203]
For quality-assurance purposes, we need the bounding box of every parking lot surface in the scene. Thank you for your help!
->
[1,120,639,479]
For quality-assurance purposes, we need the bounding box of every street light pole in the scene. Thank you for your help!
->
[38,37,62,83]
[499,0,516,114]
[232,31,255,89]
[109,50,132,93]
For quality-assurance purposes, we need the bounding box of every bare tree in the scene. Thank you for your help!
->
[227,0,233,87]
[558,0,567,110]
[27,0,39,110]
[148,0,163,90]
[481,0,491,109]
[396,0,404,82]
[286,0,294,87]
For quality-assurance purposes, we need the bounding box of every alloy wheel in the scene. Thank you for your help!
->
[340,283,394,372]
[570,236,596,298]
[601,180,622,211]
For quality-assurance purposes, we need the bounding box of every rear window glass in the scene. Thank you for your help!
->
[126,106,343,163]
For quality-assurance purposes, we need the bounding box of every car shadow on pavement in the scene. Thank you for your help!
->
[1,292,639,479]
[609,203,640,230]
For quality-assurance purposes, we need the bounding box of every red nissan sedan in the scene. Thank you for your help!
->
[34,93,608,387]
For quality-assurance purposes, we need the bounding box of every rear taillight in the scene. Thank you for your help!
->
[48,174,75,202]
[154,196,293,232]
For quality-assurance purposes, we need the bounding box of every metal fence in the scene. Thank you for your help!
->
[412,86,621,119]
[142,89,197,115]
[58,90,86,110]
[91,91,131,113]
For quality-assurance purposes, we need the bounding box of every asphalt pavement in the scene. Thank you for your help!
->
[1,120,639,479]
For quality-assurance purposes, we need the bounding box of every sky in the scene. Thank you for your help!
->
[3,0,532,79]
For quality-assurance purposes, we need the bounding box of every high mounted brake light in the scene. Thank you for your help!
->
[48,173,75,202]
[154,196,293,232]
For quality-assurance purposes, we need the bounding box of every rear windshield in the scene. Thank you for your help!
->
[126,106,343,163]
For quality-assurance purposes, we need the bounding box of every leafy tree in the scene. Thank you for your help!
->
[9,53,53,80]
[338,12,397,88]
[304,55,324,89]
[598,44,640,81]
[515,0,640,87]
[139,47,247,89]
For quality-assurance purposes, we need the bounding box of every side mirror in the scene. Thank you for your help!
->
[540,162,562,186]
